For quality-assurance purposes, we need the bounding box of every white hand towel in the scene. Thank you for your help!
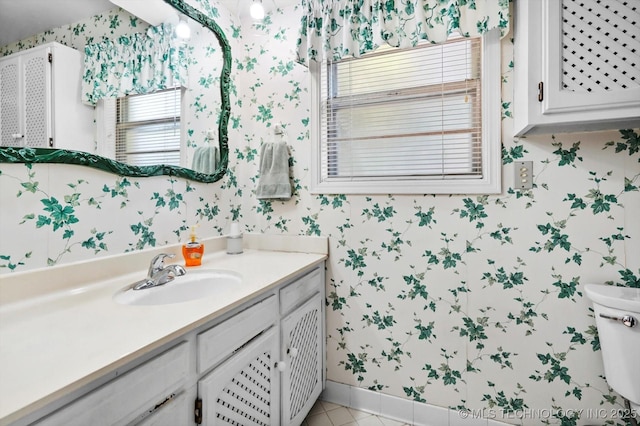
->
[256,141,292,200]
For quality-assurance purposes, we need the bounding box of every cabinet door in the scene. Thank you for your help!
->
[198,327,280,426]
[0,56,23,147]
[20,47,52,148]
[513,0,640,135]
[543,0,640,115]
[280,293,323,426]
[0,47,51,149]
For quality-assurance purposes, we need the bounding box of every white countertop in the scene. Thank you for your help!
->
[0,234,327,425]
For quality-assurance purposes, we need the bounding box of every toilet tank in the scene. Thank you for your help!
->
[585,284,640,406]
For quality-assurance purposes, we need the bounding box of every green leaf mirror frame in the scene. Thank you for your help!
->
[0,0,231,183]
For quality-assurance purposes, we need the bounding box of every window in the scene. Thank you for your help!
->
[310,30,501,194]
[115,88,182,167]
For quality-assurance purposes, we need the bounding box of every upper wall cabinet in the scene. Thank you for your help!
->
[513,0,640,137]
[0,42,93,151]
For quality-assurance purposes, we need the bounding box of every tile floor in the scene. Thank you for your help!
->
[302,400,411,426]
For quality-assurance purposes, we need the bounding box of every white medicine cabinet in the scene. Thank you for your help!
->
[513,0,640,136]
[0,42,94,151]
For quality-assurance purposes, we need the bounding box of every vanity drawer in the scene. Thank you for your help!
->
[197,294,277,374]
[280,267,322,315]
[35,342,188,426]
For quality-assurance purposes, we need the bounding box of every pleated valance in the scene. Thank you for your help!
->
[82,23,188,105]
[296,0,510,65]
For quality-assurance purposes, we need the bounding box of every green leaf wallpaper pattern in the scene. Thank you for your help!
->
[1,1,639,425]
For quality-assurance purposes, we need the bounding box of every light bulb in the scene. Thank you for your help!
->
[175,19,191,39]
[249,0,265,19]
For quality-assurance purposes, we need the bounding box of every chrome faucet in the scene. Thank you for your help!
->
[148,253,174,278]
[133,253,187,290]
[151,264,187,285]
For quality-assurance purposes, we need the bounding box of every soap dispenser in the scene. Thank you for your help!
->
[226,222,243,255]
[182,225,204,266]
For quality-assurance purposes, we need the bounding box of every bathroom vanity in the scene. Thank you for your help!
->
[0,235,327,426]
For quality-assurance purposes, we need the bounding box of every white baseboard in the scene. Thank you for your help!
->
[320,380,511,426]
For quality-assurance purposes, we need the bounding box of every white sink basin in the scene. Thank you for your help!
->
[114,269,242,306]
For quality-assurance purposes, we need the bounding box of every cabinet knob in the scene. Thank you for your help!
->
[275,361,287,372]
[287,347,299,358]
[11,134,24,139]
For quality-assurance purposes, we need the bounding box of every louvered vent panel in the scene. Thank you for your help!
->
[0,63,20,147]
[24,54,48,147]
[561,0,639,92]
[215,351,272,426]
[288,308,319,421]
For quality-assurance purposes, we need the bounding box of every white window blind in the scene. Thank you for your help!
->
[116,88,181,167]
[323,36,481,180]
[311,30,501,195]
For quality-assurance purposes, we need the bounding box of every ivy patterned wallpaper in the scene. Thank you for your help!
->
[1,1,639,425]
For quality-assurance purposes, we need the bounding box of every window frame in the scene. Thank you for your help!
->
[309,29,501,195]
[115,87,184,167]
[96,87,186,168]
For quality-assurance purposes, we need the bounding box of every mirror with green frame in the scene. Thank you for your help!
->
[0,0,230,183]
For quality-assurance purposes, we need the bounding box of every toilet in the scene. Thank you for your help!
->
[585,284,640,413]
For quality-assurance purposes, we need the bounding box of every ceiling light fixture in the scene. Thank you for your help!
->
[249,0,265,20]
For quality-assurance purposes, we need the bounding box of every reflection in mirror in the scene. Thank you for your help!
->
[0,0,230,183]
